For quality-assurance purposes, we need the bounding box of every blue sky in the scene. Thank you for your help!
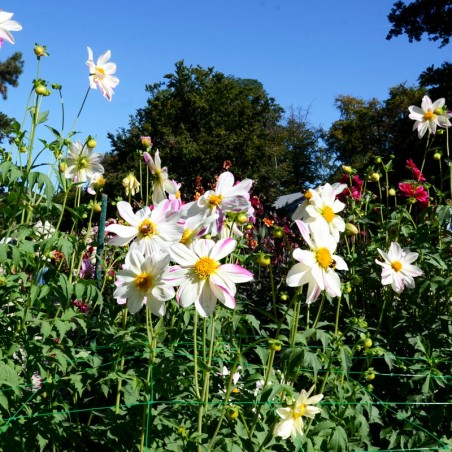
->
[0,0,449,157]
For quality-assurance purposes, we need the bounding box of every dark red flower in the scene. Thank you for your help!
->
[398,182,429,208]
[406,159,426,182]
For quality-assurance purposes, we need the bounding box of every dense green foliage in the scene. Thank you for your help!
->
[0,52,24,142]
[386,0,452,47]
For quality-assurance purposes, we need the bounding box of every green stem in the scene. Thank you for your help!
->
[312,294,326,330]
[115,308,128,414]
[140,308,156,452]
[334,294,342,336]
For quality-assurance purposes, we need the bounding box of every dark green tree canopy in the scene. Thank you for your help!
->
[0,52,24,100]
[0,52,24,142]
[106,61,329,204]
[325,84,447,183]
[386,0,452,47]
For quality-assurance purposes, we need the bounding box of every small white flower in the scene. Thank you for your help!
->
[114,249,175,315]
[286,220,348,304]
[0,11,22,47]
[303,183,346,242]
[187,171,253,236]
[273,385,323,441]
[375,242,423,293]
[408,95,452,139]
[33,220,55,239]
[106,200,183,256]
[143,150,177,205]
[166,238,253,317]
[65,140,104,183]
[86,47,119,101]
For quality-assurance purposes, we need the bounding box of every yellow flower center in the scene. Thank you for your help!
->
[180,228,193,245]
[423,111,436,121]
[138,218,157,238]
[208,193,224,208]
[95,66,106,79]
[152,168,164,185]
[134,272,153,291]
[391,260,403,272]
[77,156,89,170]
[316,247,333,270]
[322,206,335,223]
[194,256,219,279]
[293,403,306,419]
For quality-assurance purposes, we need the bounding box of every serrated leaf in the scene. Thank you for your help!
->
[330,425,348,451]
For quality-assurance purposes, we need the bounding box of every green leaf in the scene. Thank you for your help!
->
[36,110,49,124]
[330,425,348,451]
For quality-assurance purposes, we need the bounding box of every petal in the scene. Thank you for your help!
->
[170,243,197,267]
[217,264,253,283]
[196,284,217,317]
[209,281,236,309]
[210,238,237,261]
[216,171,234,194]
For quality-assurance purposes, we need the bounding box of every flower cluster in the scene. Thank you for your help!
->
[288,183,349,304]
[106,149,254,316]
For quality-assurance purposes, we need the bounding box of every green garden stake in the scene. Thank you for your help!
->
[95,193,108,287]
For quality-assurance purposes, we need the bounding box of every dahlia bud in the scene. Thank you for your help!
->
[369,172,380,182]
[342,165,353,174]
[433,152,442,160]
[345,223,359,236]
[140,136,152,149]
[388,188,396,197]
[34,44,48,58]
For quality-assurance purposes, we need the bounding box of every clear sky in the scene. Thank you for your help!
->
[0,0,449,158]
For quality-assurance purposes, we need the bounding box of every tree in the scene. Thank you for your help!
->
[386,0,452,47]
[105,61,327,204]
[0,52,24,142]
[324,84,449,186]
[418,61,452,102]
[283,107,335,192]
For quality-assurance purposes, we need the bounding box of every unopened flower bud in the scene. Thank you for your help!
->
[20,146,27,153]
[140,136,152,149]
[433,152,442,160]
[434,107,444,115]
[92,202,102,213]
[369,172,380,182]
[35,85,50,96]
[437,129,444,135]
[342,165,353,174]
[374,156,382,164]
[59,162,67,173]
[87,138,97,149]
[345,223,359,236]
[236,213,248,224]
[34,44,48,58]
[388,188,396,196]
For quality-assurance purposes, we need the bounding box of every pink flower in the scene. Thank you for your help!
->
[398,182,429,208]
[406,159,426,182]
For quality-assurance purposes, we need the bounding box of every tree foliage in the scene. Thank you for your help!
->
[386,0,452,47]
[0,52,24,142]
[325,83,450,186]
[105,61,329,204]
[0,52,24,100]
